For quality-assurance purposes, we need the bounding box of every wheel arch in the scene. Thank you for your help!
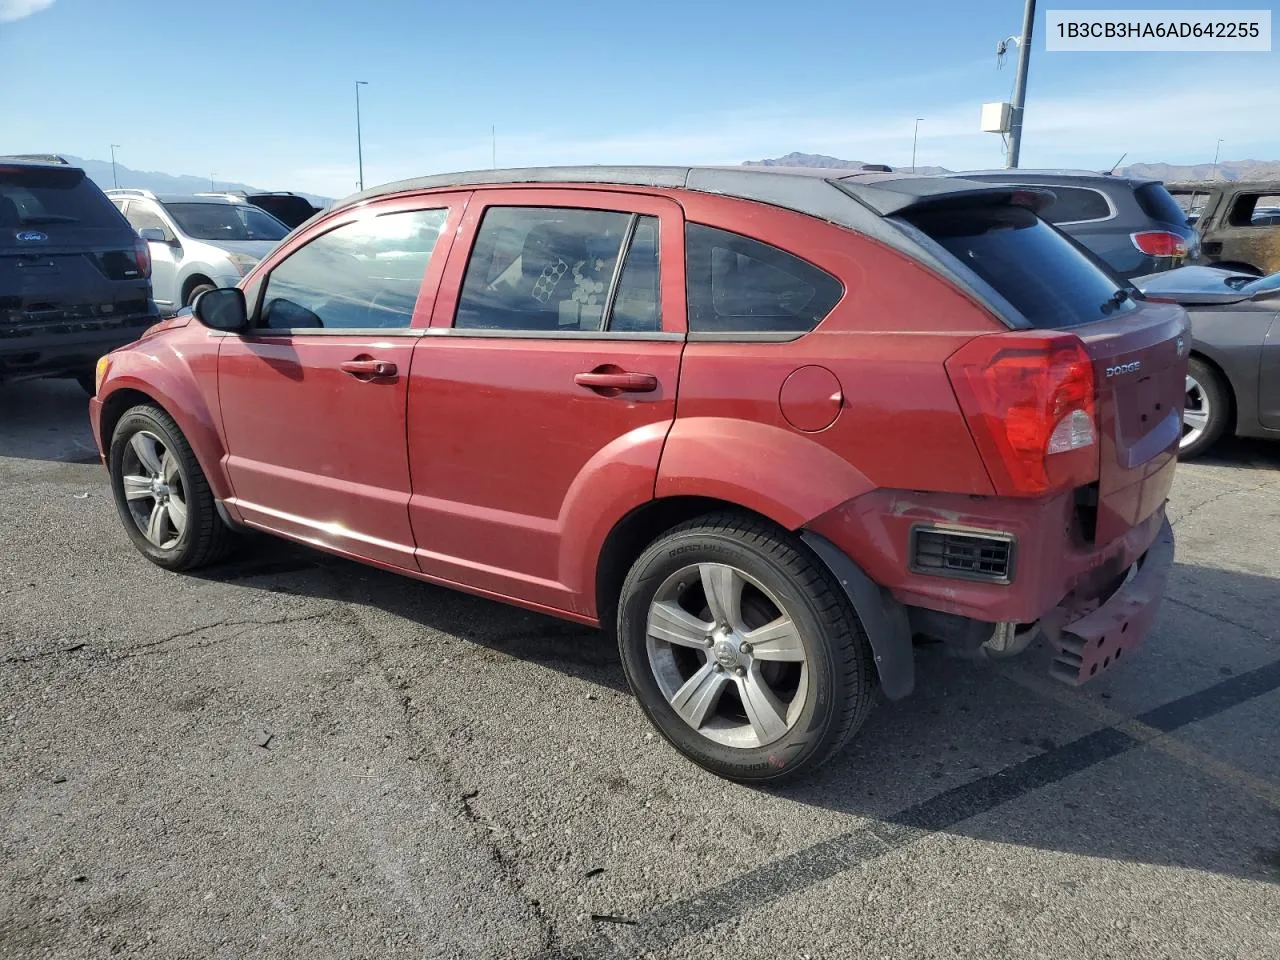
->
[180,273,216,306]
[1188,348,1238,433]
[98,376,232,501]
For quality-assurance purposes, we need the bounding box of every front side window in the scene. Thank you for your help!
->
[258,208,448,331]
[455,207,661,333]
[125,204,171,238]
[165,202,290,241]
[685,224,843,334]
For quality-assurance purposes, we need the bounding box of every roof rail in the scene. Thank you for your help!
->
[105,187,157,199]
[193,191,246,201]
[1,153,71,164]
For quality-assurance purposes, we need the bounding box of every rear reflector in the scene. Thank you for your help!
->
[1130,231,1188,258]
[946,332,1100,497]
[911,526,1015,583]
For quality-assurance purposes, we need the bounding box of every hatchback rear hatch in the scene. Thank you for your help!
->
[897,197,1189,545]
[1,163,151,334]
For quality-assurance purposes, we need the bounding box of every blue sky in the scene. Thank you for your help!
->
[1,0,1276,197]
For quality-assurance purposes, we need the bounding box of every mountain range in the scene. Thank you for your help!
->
[55,154,332,207]
[744,152,1280,182]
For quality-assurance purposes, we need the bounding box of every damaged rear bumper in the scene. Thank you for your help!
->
[1045,517,1174,685]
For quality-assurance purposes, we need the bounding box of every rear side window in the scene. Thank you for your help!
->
[124,205,172,239]
[685,224,843,334]
[1134,183,1189,226]
[455,207,661,333]
[906,205,1134,329]
[0,165,122,231]
[1037,186,1111,224]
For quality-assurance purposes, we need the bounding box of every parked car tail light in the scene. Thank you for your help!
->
[133,236,152,279]
[946,333,1099,497]
[1130,231,1188,258]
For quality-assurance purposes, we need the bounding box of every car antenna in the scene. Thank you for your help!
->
[1107,152,1127,175]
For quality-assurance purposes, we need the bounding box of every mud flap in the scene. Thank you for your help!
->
[800,531,914,700]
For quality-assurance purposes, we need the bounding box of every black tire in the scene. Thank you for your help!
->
[108,404,236,570]
[73,370,96,396]
[617,513,876,782]
[1181,357,1231,460]
[185,282,216,308]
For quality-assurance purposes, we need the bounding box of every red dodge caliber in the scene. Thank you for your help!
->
[90,167,1188,781]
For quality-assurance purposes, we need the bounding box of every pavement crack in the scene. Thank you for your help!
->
[115,610,337,658]
[1164,595,1272,640]
[1170,487,1240,528]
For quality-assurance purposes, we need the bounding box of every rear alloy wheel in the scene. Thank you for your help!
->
[1181,358,1229,459]
[109,404,235,570]
[617,514,876,782]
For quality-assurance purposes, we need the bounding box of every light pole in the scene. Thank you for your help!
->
[1006,0,1037,168]
[355,80,369,190]
[912,118,924,173]
[1211,139,1224,180]
[109,144,121,189]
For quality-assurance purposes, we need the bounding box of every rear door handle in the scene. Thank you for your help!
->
[574,371,658,393]
[340,358,397,379]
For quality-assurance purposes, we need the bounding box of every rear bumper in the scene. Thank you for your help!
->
[0,316,154,379]
[1046,517,1173,684]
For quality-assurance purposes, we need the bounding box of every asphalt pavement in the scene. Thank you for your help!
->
[2,377,1278,959]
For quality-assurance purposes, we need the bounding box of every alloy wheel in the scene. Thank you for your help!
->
[1183,374,1210,450]
[120,430,189,549]
[645,562,810,749]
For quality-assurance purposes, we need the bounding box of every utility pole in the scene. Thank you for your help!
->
[355,80,369,191]
[109,144,121,189]
[210,173,216,191]
[912,118,923,173]
[1006,0,1037,168]
[1211,138,1224,180]
[492,125,496,169]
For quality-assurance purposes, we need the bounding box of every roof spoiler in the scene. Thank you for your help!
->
[831,176,1056,217]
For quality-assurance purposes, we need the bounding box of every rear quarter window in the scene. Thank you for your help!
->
[1134,183,1190,226]
[684,224,843,334]
[1037,186,1111,224]
[904,205,1135,329]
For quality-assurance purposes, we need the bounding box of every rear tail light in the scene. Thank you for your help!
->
[133,236,152,279]
[946,333,1099,497]
[1130,231,1188,258]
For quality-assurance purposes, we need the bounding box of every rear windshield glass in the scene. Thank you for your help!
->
[0,166,122,230]
[1134,183,1190,226]
[165,202,289,242]
[905,205,1136,328]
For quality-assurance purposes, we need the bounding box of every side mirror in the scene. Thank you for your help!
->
[193,287,248,332]
[138,227,172,244]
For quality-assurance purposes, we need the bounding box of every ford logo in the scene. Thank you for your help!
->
[15,230,48,242]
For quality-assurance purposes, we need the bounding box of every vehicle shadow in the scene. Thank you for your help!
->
[0,377,99,463]
[1189,434,1280,472]
[201,539,1280,886]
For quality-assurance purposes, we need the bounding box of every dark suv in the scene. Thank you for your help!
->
[957,170,1198,279]
[1,159,156,392]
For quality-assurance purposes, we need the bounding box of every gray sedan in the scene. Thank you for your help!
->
[1133,266,1280,458]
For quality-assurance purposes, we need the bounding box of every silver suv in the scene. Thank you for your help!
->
[106,189,290,311]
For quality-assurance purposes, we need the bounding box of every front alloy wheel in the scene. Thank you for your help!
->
[120,430,189,549]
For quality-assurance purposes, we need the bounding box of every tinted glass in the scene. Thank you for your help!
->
[1038,186,1111,224]
[685,224,843,333]
[165,202,289,241]
[259,208,448,330]
[906,205,1135,329]
[1250,195,1280,225]
[0,166,121,230]
[455,207,632,331]
[1134,183,1189,225]
[609,216,661,332]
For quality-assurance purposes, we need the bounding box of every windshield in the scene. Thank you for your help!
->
[164,202,289,242]
[904,204,1136,328]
